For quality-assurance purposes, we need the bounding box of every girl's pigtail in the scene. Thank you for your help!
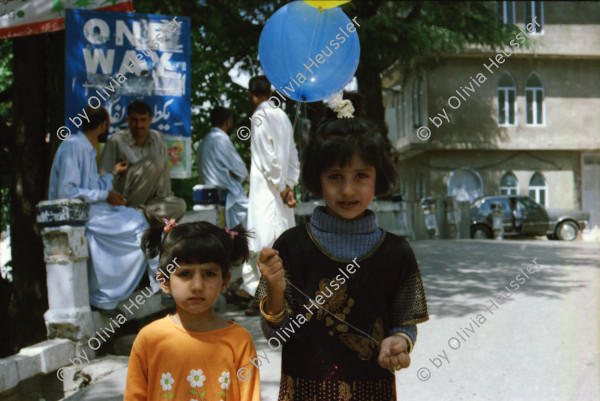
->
[141,209,165,259]
[228,224,251,264]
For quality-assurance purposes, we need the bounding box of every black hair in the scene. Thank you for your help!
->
[141,218,251,279]
[210,106,233,127]
[127,100,152,117]
[302,117,397,196]
[249,76,272,98]
[81,107,109,132]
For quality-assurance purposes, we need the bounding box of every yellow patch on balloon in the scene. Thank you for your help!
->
[305,0,351,12]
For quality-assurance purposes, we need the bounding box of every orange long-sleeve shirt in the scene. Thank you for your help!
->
[125,316,261,401]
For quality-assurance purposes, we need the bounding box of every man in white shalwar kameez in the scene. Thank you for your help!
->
[241,76,300,302]
[196,106,248,228]
[49,107,155,312]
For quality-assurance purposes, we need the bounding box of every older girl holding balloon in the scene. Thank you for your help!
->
[255,2,428,399]
[255,92,429,401]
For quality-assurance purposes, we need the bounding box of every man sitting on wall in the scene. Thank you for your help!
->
[98,100,186,222]
[49,107,155,314]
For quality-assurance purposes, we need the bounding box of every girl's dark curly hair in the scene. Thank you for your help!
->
[141,217,251,278]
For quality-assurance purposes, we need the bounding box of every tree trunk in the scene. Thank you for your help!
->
[47,31,66,181]
[5,34,50,356]
[356,63,386,132]
[353,1,386,132]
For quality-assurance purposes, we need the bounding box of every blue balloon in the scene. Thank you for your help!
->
[259,0,360,103]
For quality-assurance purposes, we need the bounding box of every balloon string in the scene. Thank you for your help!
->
[291,10,321,146]
[295,9,320,104]
[283,277,397,376]
[284,278,379,343]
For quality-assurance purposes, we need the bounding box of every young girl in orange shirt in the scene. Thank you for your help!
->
[125,220,260,401]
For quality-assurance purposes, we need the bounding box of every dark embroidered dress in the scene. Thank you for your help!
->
[255,224,428,401]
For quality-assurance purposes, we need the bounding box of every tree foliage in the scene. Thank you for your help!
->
[138,0,520,160]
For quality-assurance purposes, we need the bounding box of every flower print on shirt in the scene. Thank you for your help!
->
[160,372,175,398]
[218,371,230,400]
[188,369,207,400]
[187,369,206,388]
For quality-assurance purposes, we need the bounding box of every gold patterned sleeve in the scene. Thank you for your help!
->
[252,269,296,317]
[254,266,300,342]
[389,243,429,327]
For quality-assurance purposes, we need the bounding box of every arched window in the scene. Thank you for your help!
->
[447,167,484,203]
[415,174,421,200]
[412,75,425,128]
[500,171,519,195]
[526,73,544,125]
[498,74,516,126]
[395,91,406,138]
[529,172,548,207]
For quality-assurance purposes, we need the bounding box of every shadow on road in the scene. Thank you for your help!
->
[412,239,600,318]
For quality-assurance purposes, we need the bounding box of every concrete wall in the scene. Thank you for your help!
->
[422,57,600,150]
[510,1,600,57]
[461,2,600,57]
[382,0,600,151]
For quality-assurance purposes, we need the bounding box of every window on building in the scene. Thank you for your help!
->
[399,181,409,200]
[497,1,516,24]
[529,172,547,207]
[498,74,516,126]
[524,1,544,33]
[415,174,421,201]
[447,167,484,203]
[526,73,544,125]
[401,92,408,137]
[385,92,400,145]
[499,171,519,195]
[412,76,425,128]
[396,92,406,138]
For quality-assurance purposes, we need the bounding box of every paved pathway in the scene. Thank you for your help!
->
[399,239,599,401]
[63,239,599,401]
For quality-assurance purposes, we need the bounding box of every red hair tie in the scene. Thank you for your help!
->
[162,218,177,233]
[224,227,238,239]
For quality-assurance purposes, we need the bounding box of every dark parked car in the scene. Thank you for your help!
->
[470,195,589,241]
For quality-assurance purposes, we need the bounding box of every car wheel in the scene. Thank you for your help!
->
[471,225,492,239]
[556,221,579,241]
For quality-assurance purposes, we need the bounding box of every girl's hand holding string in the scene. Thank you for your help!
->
[258,247,286,326]
[377,336,410,372]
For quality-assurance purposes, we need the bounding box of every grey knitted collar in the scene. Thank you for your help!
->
[310,206,377,235]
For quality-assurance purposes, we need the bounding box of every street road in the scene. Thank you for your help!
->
[399,239,599,401]
[62,239,599,401]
